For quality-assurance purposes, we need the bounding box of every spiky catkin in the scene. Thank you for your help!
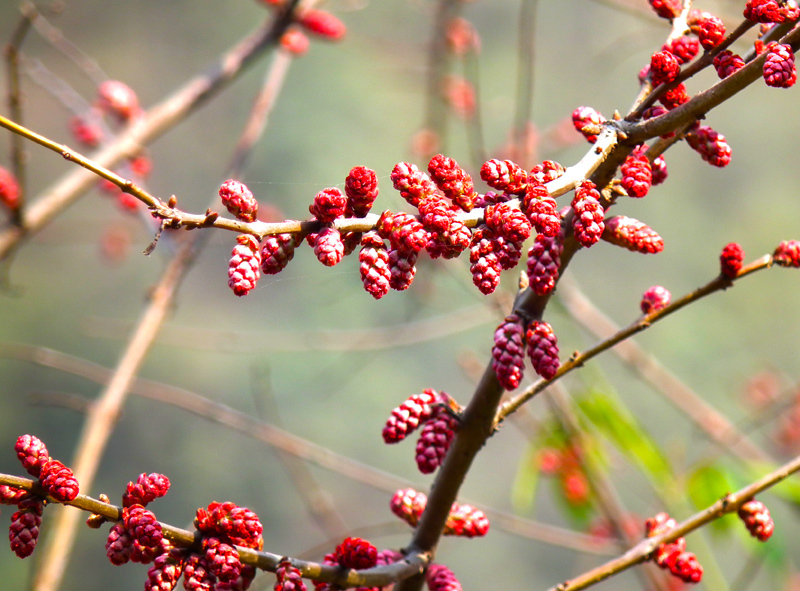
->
[358,232,391,300]
[219,180,259,223]
[382,389,441,444]
[686,125,732,167]
[526,230,563,296]
[377,210,428,254]
[738,498,774,541]
[106,522,134,565]
[689,11,726,50]
[620,155,652,198]
[720,242,744,278]
[572,181,605,248]
[39,459,80,502]
[602,216,664,254]
[526,320,560,380]
[390,488,427,527]
[0,166,21,210]
[344,166,379,217]
[571,106,605,143]
[228,235,261,296]
[335,537,377,570]
[523,184,560,237]
[444,503,490,537]
[428,153,476,211]
[650,50,680,86]
[763,42,797,88]
[313,227,345,267]
[145,549,186,591]
[261,232,300,275]
[529,160,565,185]
[415,406,458,474]
[714,50,745,79]
[391,162,436,207]
[310,187,346,223]
[426,564,463,591]
[15,435,50,478]
[641,285,671,314]
[480,159,528,194]
[648,0,681,19]
[275,559,307,591]
[485,203,532,242]
[9,498,43,558]
[662,36,699,64]
[660,82,689,109]
[773,240,800,266]
[491,314,527,390]
[388,249,417,291]
[123,473,171,508]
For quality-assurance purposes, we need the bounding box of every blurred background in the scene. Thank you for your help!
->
[0,0,799,590]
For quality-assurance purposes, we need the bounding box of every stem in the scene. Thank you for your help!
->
[0,472,428,588]
[497,255,774,423]
[542,452,800,591]
[0,8,295,260]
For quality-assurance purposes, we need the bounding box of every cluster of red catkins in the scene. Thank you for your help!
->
[1,435,80,558]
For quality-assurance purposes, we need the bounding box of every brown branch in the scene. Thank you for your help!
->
[544,384,671,591]
[3,4,35,226]
[31,238,199,591]
[556,275,774,465]
[0,472,429,589]
[542,452,800,591]
[511,0,538,170]
[82,304,495,353]
[622,23,800,143]
[18,375,615,556]
[249,367,350,540]
[228,49,293,178]
[496,254,775,423]
[0,6,295,260]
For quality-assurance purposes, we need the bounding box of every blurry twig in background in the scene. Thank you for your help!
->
[250,366,350,540]
[82,304,496,352]
[512,0,537,169]
[3,5,34,226]
[27,4,304,591]
[10,343,616,556]
[0,8,292,260]
[497,255,775,423]
[556,274,773,466]
[545,383,673,591]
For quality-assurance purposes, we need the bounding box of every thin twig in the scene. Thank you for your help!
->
[541,452,800,591]
[250,367,350,539]
[545,384,671,591]
[496,255,774,423]
[3,6,35,225]
[82,304,495,353]
[0,9,295,260]
[0,472,429,589]
[20,381,615,556]
[556,274,773,465]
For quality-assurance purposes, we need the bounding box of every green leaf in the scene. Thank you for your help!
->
[577,390,673,488]
[511,444,540,514]
[687,463,735,532]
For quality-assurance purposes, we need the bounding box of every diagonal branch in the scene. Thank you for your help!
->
[556,275,773,465]
[496,255,774,423]
[542,452,800,591]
